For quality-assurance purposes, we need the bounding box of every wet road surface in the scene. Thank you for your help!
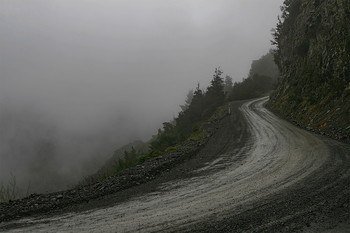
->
[1,97,349,232]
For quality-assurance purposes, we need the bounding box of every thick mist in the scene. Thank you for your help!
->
[0,0,281,193]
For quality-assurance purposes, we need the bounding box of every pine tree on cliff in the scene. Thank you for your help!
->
[205,68,225,116]
[175,83,205,138]
[180,89,194,112]
[188,83,205,122]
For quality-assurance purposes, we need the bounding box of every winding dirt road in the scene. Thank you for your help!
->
[1,97,349,232]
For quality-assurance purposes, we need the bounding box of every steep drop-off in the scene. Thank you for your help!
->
[269,0,350,141]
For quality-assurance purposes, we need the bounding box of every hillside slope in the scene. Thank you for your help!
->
[2,98,349,232]
[269,0,350,141]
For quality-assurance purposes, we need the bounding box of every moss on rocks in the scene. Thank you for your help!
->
[270,0,350,142]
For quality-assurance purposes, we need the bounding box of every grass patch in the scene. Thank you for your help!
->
[81,104,228,186]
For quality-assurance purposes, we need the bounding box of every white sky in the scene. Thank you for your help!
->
[0,0,283,190]
[1,1,282,128]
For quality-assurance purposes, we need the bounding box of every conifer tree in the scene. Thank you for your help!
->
[180,89,194,112]
[205,68,225,115]
[188,83,205,122]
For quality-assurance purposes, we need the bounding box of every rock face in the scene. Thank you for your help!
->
[269,0,350,142]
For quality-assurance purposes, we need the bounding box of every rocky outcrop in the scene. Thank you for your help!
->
[269,0,350,142]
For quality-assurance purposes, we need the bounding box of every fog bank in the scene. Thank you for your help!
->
[0,0,281,193]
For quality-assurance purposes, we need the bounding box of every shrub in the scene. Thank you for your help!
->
[0,175,19,203]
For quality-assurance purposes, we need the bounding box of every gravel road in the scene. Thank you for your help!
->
[1,97,349,232]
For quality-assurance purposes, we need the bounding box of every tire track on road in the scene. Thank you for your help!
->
[2,98,349,233]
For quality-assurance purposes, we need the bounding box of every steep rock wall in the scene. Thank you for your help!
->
[269,0,350,141]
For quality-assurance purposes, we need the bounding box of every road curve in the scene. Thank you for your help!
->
[2,97,349,232]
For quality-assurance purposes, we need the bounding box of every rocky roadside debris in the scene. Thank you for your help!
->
[299,123,350,143]
[265,105,350,144]
[0,108,229,223]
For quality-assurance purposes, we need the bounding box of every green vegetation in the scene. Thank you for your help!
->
[81,140,149,184]
[269,0,350,140]
[296,40,310,57]
[111,63,277,173]
[228,74,276,101]
[248,52,279,79]
[227,52,279,101]
[84,56,280,184]
[82,68,228,184]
